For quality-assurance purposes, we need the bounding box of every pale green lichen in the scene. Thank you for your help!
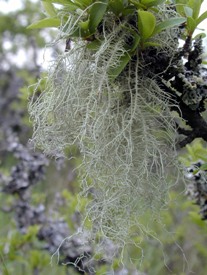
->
[29,10,181,249]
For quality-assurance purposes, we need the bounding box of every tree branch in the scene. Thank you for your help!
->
[159,80,207,148]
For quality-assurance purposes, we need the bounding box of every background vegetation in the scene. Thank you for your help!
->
[1,0,207,274]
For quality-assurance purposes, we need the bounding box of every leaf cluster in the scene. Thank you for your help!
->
[175,0,207,38]
[28,0,188,79]
[29,0,185,42]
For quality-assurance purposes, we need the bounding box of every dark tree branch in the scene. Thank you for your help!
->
[178,101,207,145]
[176,125,192,136]
[158,79,207,148]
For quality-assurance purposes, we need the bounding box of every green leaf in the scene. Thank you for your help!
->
[200,163,207,171]
[194,151,207,162]
[44,0,72,3]
[189,211,206,227]
[86,40,102,50]
[138,10,156,40]
[196,11,207,27]
[122,26,140,51]
[27,17,61,29]
[42,1,57,17]
[140,0,165,8]
[188,0,202,19]
[122,6,136,16]
[186,16,196,34]
[184,6,193,17]
[88,0,108,33]
[108,52,131,80]
[193,32,206,40]
[130,0,145,9]
[79,20,91,37]
[142,41,161,48]
[74,0,92,9]
[44,0,79,9]
[152,17,186,36]
[109,0,125,16]
[130,33,140,52]
[186,143,195,157]
[0,252,9,275]
[175,3,185,17]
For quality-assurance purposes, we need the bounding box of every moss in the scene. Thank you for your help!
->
[29,6,182,251]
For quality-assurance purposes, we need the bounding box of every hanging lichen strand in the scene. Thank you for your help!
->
[29,4,182,247]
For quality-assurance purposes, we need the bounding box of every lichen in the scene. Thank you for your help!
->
[29,7,181,250]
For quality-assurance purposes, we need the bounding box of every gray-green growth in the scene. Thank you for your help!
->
[29,11,181,247]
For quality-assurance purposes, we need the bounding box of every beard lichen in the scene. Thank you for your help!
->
[29,8,181,253]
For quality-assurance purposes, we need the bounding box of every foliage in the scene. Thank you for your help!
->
[28,0,186,52]
[131,191,207,275]
[0,63,120,275]
[174,0,207,38]
[0,0,47,69]
[179,139,207,220]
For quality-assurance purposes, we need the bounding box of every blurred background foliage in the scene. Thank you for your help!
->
[1,1,207,274]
